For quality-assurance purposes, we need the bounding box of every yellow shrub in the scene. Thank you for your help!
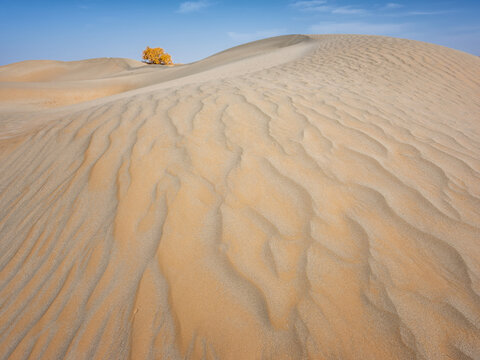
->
[159,53,173,65]
[142,46,173,65]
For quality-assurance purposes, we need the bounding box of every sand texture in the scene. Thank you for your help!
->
[0,34,480,359]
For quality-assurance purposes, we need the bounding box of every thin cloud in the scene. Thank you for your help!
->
[384,3,403,9]
[177,1,211,13]
[291,0,327,8]
[291,1,367,14]
[408,10,452,15]
[291,0,329,11]
[310,22,405,35]
[332,6,367,14]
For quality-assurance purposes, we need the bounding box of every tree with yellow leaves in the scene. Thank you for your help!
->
[142,46,173,65]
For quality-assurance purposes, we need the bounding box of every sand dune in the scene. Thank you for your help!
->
[0,34,480,359]
[0,35,312,112]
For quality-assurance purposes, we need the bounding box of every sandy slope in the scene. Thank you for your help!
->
[0,34,480,359]
[0,35,311,112]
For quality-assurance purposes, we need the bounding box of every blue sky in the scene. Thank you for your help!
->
[0,0,479,65]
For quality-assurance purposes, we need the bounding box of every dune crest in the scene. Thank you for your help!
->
[1,35,480,359]
[0,35,313,112]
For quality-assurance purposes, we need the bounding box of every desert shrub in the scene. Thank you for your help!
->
[159,53,172,65]
[142,46,173,65]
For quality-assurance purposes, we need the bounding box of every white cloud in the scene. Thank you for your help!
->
[177,1,210,13]
[408,10,451,15]
[291,1,367,15]
[384,3,403,9]
[291,0,327,8]
[310,22,405,35]
[227,29,287,43]
[332,6,366,14]
[291,0,328,11]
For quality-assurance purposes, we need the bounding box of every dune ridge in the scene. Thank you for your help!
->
[0,34,480,359]
[0,35,313,112]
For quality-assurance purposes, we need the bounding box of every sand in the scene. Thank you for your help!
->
[0,34,479,359]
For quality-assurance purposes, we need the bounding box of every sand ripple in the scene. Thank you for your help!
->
[1,35,480,359]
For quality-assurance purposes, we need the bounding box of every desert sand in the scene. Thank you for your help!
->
[0,34,479,359]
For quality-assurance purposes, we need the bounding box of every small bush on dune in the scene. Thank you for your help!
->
[142,46,173,65]
[159,53,172,65]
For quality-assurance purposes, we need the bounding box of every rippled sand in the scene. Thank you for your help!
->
[0,35,480,359]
